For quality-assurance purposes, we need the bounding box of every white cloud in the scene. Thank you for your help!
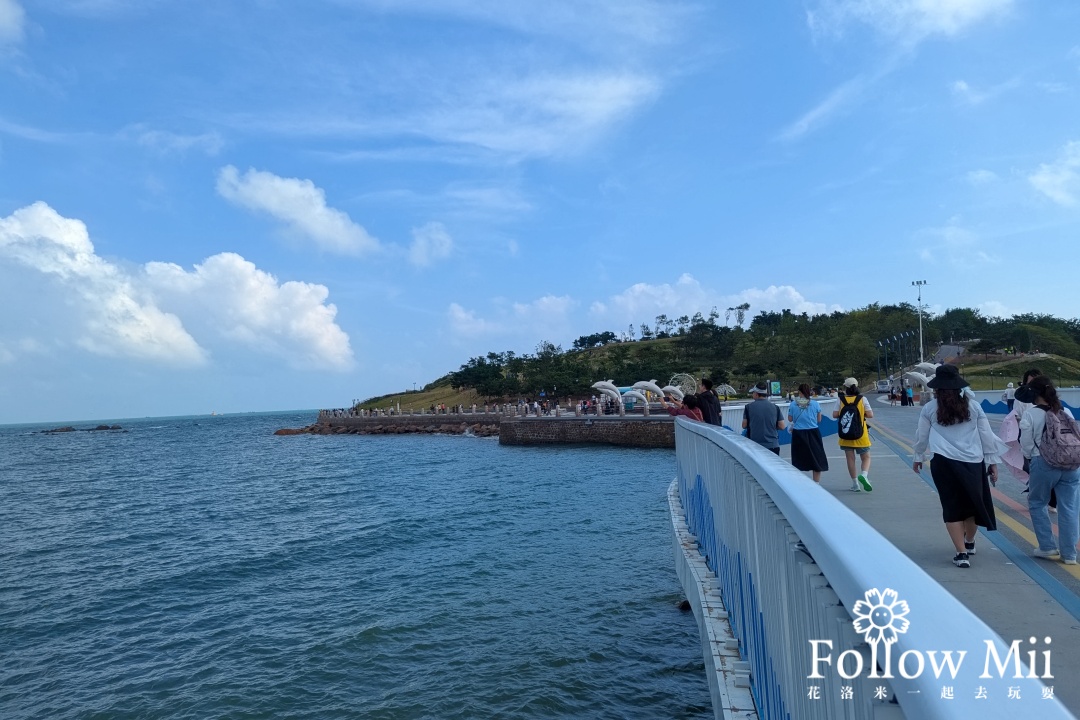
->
[447,302,500,337]
[978,300,1023,319]
[593,273,712,320]
[216,166,380,255]
[966,169,998,185]
[778,73,872,142]
[144,254,353,370]
[445,294,576,342]
[209,0,684,162]
[1029,141,1080,206]
[125,125,224,155]
[0,0,25,46]
[345,0,691,50]
[512,294,576,338]
[786,1,1011,141]
[808,0,1013,43]
[1038,81,1068,94]
[0,202,354,370]
[726,286,844,319]
[590,274,841,326]
[444,185,532,215]
[0,116,72,143]
[916,218,998,266]
[951,79,978,103]
[446,279,839,347]
[950,77,1018,105]
[0,202,207,365]
[415,72,661,158]
[226,70,659,160]
[408,222,453,267]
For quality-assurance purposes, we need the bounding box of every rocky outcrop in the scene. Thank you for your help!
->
[40,424,124,434]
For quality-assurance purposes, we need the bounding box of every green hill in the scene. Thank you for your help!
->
[355,305,1080,410]
[946,353,1080,391]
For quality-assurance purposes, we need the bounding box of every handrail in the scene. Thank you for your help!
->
[673,417,1074,719]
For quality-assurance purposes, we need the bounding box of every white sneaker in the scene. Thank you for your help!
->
[1034,548,1061,559]
[850,481,861,492]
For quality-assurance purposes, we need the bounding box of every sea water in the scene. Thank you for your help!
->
[0,412,710,719]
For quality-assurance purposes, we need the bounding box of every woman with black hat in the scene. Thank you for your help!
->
[912,364,1008,568]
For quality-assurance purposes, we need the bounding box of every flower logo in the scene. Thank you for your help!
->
[852,588,910,645]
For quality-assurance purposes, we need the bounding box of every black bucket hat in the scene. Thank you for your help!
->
[1014,383,1037,404]
[926,363,969,390]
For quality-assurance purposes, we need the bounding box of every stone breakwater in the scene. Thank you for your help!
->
[500,417,674,448]
[275,415,500,438]
[275,415,676,448]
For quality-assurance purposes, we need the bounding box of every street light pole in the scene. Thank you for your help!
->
[912,280,928,363]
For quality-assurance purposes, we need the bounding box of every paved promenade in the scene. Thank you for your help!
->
[773,398,1080,714]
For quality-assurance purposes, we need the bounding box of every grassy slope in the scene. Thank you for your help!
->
[939,352,1080,390]
[355,337,688,411]
[356,381,484,412]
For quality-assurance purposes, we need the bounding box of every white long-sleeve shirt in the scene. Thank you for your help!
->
[1019,405,1077,459]
[913,399,1008,464]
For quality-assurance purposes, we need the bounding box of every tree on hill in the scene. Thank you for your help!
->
[441,304,1080,401]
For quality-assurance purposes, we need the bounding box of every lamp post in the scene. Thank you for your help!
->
[912,280,928,363]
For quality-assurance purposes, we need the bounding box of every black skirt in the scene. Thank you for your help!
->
[929,454,997,530]
[791,428,829,472]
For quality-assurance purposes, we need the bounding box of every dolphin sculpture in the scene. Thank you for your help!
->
[904,371,930,387]
[599,388,622,404]
[623,390,649,405]
[915,362,939,374]
[592,380,620,396]
[633,379,667,399]
[661,385,684,401]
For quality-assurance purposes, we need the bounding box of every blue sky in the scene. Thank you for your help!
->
[2,0,1079,423]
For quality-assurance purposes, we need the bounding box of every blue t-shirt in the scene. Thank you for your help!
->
[787,399,821,430]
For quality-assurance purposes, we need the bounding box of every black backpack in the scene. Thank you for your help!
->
[837,394,864,440]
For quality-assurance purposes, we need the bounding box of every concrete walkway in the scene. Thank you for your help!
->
[775,399,1080,715]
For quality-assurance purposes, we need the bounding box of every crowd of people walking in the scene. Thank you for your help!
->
[716,363,1080,572]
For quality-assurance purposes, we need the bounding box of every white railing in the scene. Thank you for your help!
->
[672,418,1074,720]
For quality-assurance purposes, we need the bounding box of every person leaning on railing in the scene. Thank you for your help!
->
[661,394,703,422]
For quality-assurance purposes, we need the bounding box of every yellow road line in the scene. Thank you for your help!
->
[872,419,1080,580]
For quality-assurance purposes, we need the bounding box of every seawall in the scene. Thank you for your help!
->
[279,415,500,437]
[281,413,677,448]
[498,416,675,448]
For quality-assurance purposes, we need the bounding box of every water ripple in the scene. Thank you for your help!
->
[0,413,709,719]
